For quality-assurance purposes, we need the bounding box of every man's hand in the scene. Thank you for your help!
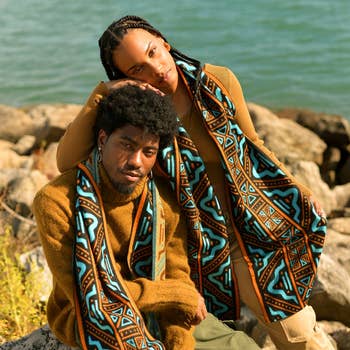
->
[190,292,207,326]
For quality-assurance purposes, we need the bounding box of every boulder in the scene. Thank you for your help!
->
[0,140,32,169]
[323,227,350,275]
[289,160,336,215]
[0,324,74,350]
[327,217,350,236]
[0,105,37,143]
[248,103,327,166]
[24,104,82,145]
[19,246,52,302]
[6,170,48,217]
[12,135,37,156]
[276,108,350,149]
[309,253,350,327]
[337,153,350,184]
[35,142,60,180]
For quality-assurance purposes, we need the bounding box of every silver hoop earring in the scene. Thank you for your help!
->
[97,146,102,163]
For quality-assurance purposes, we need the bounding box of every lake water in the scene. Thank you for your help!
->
[1,0,349,120]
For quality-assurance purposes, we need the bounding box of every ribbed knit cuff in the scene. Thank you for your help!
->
[125,278,198,318]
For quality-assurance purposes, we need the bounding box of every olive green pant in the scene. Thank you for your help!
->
[194,313,260,350]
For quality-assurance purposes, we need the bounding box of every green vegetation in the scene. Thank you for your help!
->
[0,224,47,341]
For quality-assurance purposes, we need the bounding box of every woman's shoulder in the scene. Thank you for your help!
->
[202,63,243,97]
[202,63,239,90]
[203,63,233,77]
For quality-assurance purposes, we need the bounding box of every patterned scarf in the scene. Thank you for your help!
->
[73,149,165,349]
[157,60,327,322]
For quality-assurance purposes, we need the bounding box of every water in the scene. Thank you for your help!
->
[1,0,349,120]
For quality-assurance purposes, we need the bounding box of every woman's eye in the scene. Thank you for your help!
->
[133,66,143,74]
[149,47,156,57]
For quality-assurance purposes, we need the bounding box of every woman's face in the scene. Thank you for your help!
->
[112,29,178,95]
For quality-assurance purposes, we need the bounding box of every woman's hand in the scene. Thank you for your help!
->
[104,79,164,95]
[310,196,326,218]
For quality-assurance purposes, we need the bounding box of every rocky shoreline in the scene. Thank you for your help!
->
[0,101,349,349]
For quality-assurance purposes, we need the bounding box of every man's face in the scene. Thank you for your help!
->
[98,124,159,194]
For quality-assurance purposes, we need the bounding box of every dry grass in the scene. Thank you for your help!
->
[0,222,47,342]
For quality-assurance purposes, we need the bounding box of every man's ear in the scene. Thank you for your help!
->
[98,129,108,149]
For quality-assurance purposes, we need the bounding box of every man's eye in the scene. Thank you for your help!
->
[122,143,132,149]
[145,150,156,157]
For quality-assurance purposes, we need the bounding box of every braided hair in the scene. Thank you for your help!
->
[98,15,201,80]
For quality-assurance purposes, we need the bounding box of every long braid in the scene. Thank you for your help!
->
[98,15,201,80]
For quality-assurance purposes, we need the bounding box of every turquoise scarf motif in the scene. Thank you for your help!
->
[157,60,327,322]
[73,149,165,349]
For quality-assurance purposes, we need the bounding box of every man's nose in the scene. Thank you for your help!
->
[127,151,142,168]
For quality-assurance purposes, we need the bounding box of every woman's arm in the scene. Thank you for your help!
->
[57,80,164,173]
[56,82,108,172]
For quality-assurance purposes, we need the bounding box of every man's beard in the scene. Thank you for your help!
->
[112,181,136,195]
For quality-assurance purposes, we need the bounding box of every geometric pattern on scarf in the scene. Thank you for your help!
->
[174,60,327,322]
[73,155,165,349]
[158,66,238,321]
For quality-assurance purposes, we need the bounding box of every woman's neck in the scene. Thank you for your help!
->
[171,75,193,118]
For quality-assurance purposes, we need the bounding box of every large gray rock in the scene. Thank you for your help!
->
[0,105,38,143]
[0,325,75,350]
[276,108,350,149]
[24,104,82,145]
[323,227,350,275]
[19,246,52,302]
[332,183,350,210]
[0,168,29,193]
[0,140,32,169]
[248,103,327,166]
[309,254,350,327]
[337,154,350,185]
[289,160,336,215]
[6,170,48,217]
[327,217,350,236]
[35,142,60,181]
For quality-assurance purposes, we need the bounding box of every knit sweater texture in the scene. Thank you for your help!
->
[33,165,198,349]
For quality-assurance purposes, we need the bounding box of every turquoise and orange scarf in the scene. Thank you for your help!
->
[73,149,165,349]
[157,60,327,322]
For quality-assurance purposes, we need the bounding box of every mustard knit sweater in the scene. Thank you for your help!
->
[33,166,198,349]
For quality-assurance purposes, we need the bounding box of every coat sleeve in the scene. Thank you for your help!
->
[32,179,78,347]
[56,82,108,172]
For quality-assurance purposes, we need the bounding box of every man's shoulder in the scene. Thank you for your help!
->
[33,168,78,207]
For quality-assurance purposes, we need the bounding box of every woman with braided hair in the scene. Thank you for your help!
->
[57,15,335,350]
